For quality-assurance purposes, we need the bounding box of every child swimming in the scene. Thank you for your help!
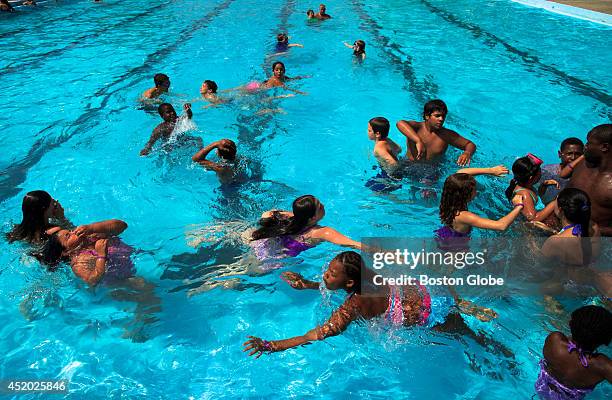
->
[506,154,558,224]
[244,251,503,356]
[140,103,199,156]
[36,219,134,286]
[436,169,524,243]
[367,117,401,176]
[141,73,170,100]
[535,305,611,399]
[225,62,308,95]
[250,195,362,260]
[192,139,250,186]
[343,40,366,60]
[7,190,70,244]
[274,33,303,55]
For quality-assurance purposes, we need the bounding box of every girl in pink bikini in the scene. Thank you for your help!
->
[244,251,503,356]
[227,62,308,95]
[37,219,134,286]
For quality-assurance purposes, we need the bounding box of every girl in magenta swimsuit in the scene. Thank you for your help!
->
[436,168,525,249]
[37,219,134,286]
[243,252,508,357]
[249,195,362,264]
[535,305,611,399]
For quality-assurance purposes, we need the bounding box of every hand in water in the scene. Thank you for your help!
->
[490,165,509,176]
[280,271,311,289]
[456,151,472,167]
[243,336,269,358]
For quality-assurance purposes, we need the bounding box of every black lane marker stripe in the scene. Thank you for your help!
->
[420,0,611,107]
[2,1,174,74]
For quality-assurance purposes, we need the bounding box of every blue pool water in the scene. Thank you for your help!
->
[1,0,611,398]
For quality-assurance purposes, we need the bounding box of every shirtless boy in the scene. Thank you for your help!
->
[396,99,476,166]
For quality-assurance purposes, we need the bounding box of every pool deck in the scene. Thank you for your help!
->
[550,0,612,15]
[513,0,612,25]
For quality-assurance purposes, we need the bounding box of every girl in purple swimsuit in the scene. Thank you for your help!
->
[250,195,362,263]
[436,167,525,248]
[36,219,134,286]
[244,252,512,357]
[535,305,611,399]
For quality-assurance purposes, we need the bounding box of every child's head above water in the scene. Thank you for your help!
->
[569,305,612,352]
[217,139,237,161]
[353,40,366,55]
[271,61,286,78]
[368,117,390,140]
[201,80,218,94]
[157,103,177,122]
[306,9,315,18]
[439,173,477,226]
[505,154,542,200]
[558,137,584,165]
[153,73,170,90]
[323,251,365,294]
[277,33,288,43]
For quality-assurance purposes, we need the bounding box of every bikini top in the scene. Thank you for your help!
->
[558,223,583,237]
[513,187,538,204]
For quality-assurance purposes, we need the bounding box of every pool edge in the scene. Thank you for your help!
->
[511,0,612,26]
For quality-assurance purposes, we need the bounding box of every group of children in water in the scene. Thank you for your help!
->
[5,3,611,398]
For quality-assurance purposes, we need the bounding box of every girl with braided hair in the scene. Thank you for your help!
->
[244,252,506,356]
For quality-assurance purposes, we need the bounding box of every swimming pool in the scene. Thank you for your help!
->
[1,0,611,398]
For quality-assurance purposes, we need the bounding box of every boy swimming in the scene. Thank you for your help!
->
[140,103,197,156]
[141,73,170,100]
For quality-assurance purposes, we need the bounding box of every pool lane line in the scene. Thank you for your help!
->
[1,0,175,75]
[349,0,441,108]
[419,0,612,107]
[0,0,235,204]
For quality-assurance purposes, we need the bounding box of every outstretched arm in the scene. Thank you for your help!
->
[243,299,356,356]
[455,202,524,231]
[311,227,362,250]
[456,165,508,177]
[559,155,584,178]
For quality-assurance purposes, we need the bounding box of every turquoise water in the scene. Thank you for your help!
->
[1,0,611,398]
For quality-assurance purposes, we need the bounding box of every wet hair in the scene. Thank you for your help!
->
[557,188,592,265]
[353,40,366,55]
[203,80,218,93]
[333,251,366,294]
[7,190,52,243]
[251,195,319,240]
[439,174,476,226]
[423,99,448,118]
[306,9,315,16]
[153,73,169,87]
[560,137,584,151]
[271,61,285,71]
[505,156,541,201]
[369,117,390,138]
[157,103,173,115]
[31,232,66,271]
[218,139,237,160]
[569,305,612,353]
[277,33,288,43]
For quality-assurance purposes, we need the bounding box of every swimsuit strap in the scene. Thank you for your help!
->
[559,223,582,237]
[568,340,590,368]
[416,283,432,325]
[513,187,537,204]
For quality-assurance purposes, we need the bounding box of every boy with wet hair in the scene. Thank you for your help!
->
[367,117,402,175]
[396,99,476,167]
[142,73,170,99]
[538,137,584,204]
[140,103,193,156]
[192,139,247,185]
